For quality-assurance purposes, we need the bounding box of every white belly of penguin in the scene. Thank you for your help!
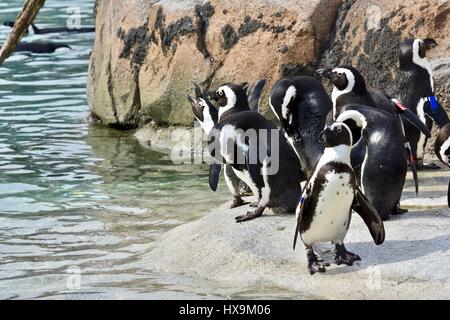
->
[302,172,354,246]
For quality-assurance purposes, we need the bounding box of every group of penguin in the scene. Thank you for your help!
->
[187,37,448,275]
[1,20,94,54]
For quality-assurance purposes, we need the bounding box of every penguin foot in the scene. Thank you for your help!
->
[334,243,361,266]
[230,197,246,209]
[235,206,264,223]
[249,202,259,208]
[308,260,329,275]
[392,203,408,215]
[306,247,330,275]
[418,162,441,170]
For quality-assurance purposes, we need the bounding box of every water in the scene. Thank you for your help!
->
[1,0,448,301]
[0,0,246,299]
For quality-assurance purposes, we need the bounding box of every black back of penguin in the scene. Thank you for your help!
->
[269,76,332,176]
[337,105,407,220]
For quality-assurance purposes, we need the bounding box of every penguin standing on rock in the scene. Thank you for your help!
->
[315,65,431,218]
[294,122,385,275]
[186,83,247,209]
[269,76,332,176]
[335,105,410,220]
[208,84,303,222]
[391,38,446,169]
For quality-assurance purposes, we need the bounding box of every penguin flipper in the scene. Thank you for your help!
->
[398,108,431,138]
[209,163,223,192]
[248,79,267,113]
[352,188,385,245]
[293,185,311,251]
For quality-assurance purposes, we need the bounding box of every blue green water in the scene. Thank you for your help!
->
[0,0,246,299]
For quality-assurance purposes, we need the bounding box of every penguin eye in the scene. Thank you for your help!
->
[337,127,342,133]
[218,91,224,97]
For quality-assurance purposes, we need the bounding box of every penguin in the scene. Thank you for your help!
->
[314,65,431,135]
[247,79,266,112]
[315,65,431,198]
[185,83,247,209]
[294,122,385,275]
[208,84,303,222]
[391,38,445,169]
[434,122,450,208]
[207,83,253,121]
[335,105,409,220]
[1,42,71,54]
[269,76,332,176]
[3,22,95,34]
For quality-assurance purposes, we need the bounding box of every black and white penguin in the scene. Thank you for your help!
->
[1,42,71,54]
[185,83,247,209]
[208,84,303,222]
[315,65,431,135]
[434,122,450,208]
[391,38,447,169]
[247,79,266,112]
[3,22,95,34]
[316,65,431,197]
[294,122,385,275]
[207,83,252,122]
[269,76,332,176]
[336,105,409,220]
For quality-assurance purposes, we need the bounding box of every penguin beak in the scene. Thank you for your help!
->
[184,94,196,105]
[314,68,332,79]
[423,38,438,51]
[185,94,204,120]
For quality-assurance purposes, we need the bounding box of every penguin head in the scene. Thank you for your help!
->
[185,94,218,134]
[319,122,353,148]
[316,66,367,94]
[399,38,437,70]
[208,83,249,120]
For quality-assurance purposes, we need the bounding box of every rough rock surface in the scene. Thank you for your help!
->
[87,0,343,126]
[88,0,450,128]
[144,172,450,299]
[317,0,450,154]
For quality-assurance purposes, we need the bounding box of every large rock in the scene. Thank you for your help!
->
[318,0,450,112]
[144,172,450,299]
[87,0,343,127]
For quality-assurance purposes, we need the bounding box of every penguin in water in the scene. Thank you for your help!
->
[434,122,450,208]
[390,38,445,169]
[208,84,303,222]
[1,42,71,54]
[3,21,95,34]
[269,76,332,176]
[294,122,385,275]
[335,105,410,220]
